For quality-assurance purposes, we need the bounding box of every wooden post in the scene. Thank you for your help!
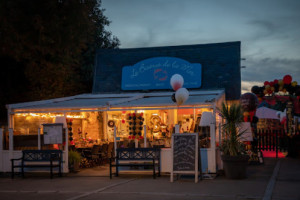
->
[9,128,13,151]
[170,135,174,182]
[144,125,147,147]
[175,124,180,133]
[114,126,117,157]
[38,128,41,150]
[195,134,199,183]
[9,128,13,170]
[64,113,69,173]
[64,125,69,173]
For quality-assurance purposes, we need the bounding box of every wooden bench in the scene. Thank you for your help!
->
[110,148,161,179]
[11,150,63,179]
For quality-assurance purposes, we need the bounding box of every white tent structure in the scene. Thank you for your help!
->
[255,107,280,120]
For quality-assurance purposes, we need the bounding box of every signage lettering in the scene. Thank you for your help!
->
[122,57,202,90]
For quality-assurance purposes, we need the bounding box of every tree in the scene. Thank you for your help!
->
[0,0,119,98]
[0,0,119,122]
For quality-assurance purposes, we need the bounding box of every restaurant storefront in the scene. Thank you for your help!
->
[1,41,241,174]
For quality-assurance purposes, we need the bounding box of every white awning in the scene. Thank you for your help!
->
[7,90,225,113]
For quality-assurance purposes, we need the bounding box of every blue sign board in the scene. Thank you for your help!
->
[121,57,202,90]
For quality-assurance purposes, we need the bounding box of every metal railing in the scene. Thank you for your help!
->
[254,128,300,158]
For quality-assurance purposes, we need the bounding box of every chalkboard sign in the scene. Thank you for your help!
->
[171,133,199,183]
[173,134,196,171]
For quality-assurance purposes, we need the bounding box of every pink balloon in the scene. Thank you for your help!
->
[170,74,184,91]
[172,82,182,91]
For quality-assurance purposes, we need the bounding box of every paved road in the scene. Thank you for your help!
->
[0,158,299,200]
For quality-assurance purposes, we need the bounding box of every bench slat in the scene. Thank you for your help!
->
[110,148,161,179]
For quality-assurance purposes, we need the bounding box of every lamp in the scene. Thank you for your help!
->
[199,112,214,126]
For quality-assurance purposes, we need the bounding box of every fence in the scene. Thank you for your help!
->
[254,128,300,158]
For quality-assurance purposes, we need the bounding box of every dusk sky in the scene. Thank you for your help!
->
[102,0,300,93]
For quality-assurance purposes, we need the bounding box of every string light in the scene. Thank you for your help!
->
[15,113,85,119]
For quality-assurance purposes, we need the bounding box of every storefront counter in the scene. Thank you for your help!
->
[161,148,172,172]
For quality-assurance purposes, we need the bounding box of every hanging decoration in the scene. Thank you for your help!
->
[170,74,184,91]
[67,119,73,143]
[175,88,189,106]
[283,75,292,85]
[250,75,300,118]
[150,115,162,133]
[107,120,115,128]
[127,113,144,140]
[170,74,189,106]
[251,75,300,98]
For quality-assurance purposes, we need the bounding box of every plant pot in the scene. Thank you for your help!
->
[69,161,80,172]
[221,155,249,179]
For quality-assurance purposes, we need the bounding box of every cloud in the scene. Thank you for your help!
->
[241,57,300,84]
[241,81,263,94]
[246,20,278,40]
[101,0,300,89]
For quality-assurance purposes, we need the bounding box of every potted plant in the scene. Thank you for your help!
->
[68,150,81,172]
[219,103,250,179]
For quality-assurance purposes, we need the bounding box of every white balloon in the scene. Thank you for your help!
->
[170,74,184,91]
[175,88,189,106]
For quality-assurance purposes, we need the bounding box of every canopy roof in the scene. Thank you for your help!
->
[7,90,225,113]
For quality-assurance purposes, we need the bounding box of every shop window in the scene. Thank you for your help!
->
[13,114,54,135]
[199,126,211,148]
[177,109,194,133]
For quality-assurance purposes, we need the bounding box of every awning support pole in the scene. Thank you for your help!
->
[114,126,117,157]
[38,128,41,150]
[144,125,147,147]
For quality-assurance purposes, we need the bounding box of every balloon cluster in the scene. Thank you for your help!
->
[170,74,189,106]
[127,113,144,140]
[251,75,300,97]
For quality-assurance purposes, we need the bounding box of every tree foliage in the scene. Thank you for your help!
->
[0,0,119,121]
[0,0,119,99]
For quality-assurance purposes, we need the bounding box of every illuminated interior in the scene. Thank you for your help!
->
[12,107,216,150]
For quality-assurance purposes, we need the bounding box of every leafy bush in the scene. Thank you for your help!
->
[68,150,81,164]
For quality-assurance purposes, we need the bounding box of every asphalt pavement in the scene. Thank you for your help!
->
[0,157,299,200]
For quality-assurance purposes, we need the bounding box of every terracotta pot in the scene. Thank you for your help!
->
[221,155,249,179]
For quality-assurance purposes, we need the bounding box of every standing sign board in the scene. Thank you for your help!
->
[43,123,63,144]
[171,133,200,183]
